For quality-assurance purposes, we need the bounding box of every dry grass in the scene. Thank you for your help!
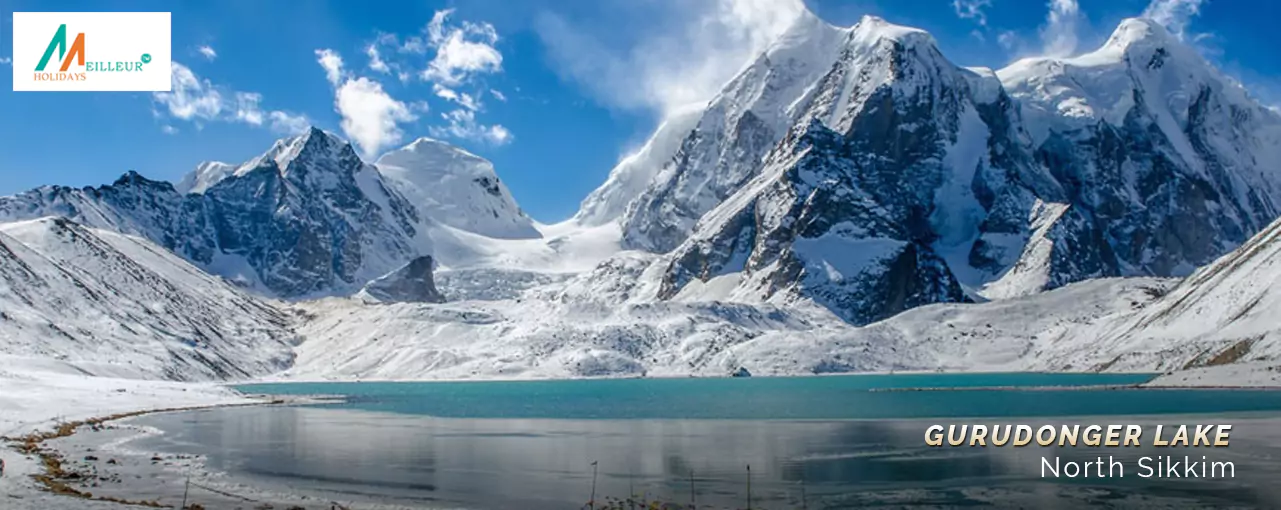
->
[1207,337,1260,366]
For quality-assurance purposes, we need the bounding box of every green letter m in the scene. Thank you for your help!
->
[35,24,69,72]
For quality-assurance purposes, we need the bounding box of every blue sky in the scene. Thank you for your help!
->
[2,0,1279,222]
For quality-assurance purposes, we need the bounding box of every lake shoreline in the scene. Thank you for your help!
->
[5,396,428,510]
[238,367,1281,391]
[6,368,1277,509]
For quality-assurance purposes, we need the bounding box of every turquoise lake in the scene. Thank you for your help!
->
[123,373,1281,509]
[233,372,1281,420]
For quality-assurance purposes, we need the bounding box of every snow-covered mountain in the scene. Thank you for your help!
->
[0,128,550,297]
[377,138,539,240]
[282,208,1281,383]
[0,128,424,297]
[0,217,296,381]
[575,104,705,226]
[999,17,1281,282]
[3,11,1281,387]
[610,10,851,253]
[571,14,1281,325]
[1032,212,1281,377]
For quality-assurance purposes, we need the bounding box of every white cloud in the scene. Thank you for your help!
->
[315,49,345,86]
[953,0,992,27]
[333,76,417,158]
[536,0,805,116]
[354,12,511,146]
[431,109,511,145]
[998,31,1021,52]
[1142,0,1206,40]
[268,111,312,134]
[366,43,390,73]
[198,45,217,61]
[0,56,12,65]
[154,63,225,120]
[316,47,418,157]
[434,84,482,111]
[153,62,308,134]
[490,89,506,102]
[161,125,179,135]
[421,9,503,85]
[234,92,265,125]
[1040,0,1082,57]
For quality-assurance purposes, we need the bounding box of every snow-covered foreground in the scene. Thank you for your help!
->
[0,360,255,509]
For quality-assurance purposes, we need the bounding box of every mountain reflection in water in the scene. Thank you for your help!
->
[129,406,1281,509]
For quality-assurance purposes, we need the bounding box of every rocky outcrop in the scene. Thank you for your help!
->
[359,255,446,304]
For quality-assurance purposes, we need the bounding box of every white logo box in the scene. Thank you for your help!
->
[12,12,171,92]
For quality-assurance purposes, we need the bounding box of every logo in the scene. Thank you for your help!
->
[35,24,86,73]
[13,12,171,92]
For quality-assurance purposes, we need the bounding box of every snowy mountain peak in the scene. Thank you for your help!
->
[1102,17,1176,52]
[175,127,359,195]
[848,14,933,48]
[259,126,358,176]
[379,136,489,174]
[404,136,460,151]
[376,137,540,239]
[176,161,235,194]
[112,170,176,192]
[764,7,843,58]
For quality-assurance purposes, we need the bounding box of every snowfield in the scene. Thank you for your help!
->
[281,271,1186,381]
[0,363,255,510]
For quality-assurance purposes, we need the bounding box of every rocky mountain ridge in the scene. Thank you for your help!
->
[577,14,1281,324]
[0,128,528,298]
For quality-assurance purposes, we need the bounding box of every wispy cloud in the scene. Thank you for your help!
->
[1040,0,1082,57]
[952,0,992,27]
[197,45,217,61]
[1142,0,1206,40]
[431,109,512,145]
[0,56,12,65]
[366,42,390,73]
[535,0,806,116]
[315,49,345,86]
[433,84,483,111]
[998,31,1021,52]
[152,62,309,134]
